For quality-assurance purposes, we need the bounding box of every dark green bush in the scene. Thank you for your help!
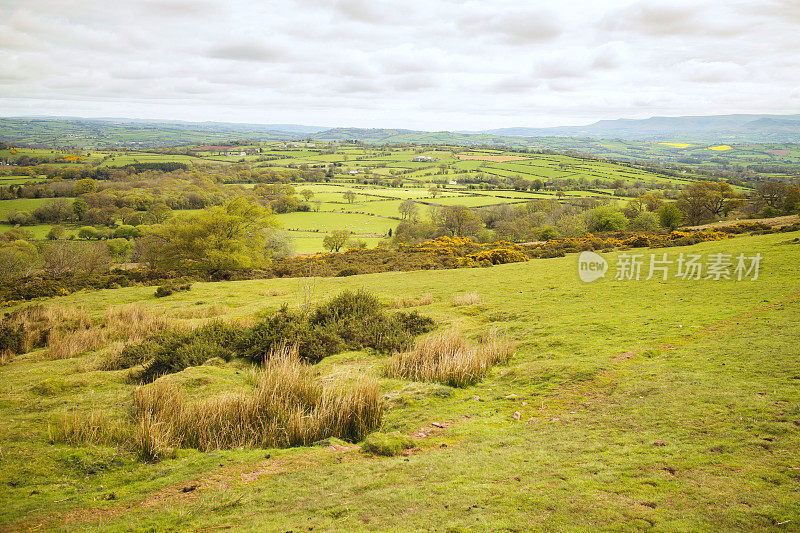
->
[393,311,436,336]
[119,291,434,381]
[154,281,192,298]
[0,322,25,356]
[335,267,360,277]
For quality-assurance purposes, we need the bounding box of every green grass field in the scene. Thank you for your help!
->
[1,230,799,530]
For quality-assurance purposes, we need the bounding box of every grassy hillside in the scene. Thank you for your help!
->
[1,230,799,530]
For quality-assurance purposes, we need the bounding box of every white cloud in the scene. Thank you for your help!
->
[0,0,797,129]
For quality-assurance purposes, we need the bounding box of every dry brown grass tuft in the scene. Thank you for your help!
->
[45,327,106,360]
[104,304,171,342]
[50,409,124,446]
[8,305,92,354]
[260,288,288,297]
[390,293,435,308]
[125,345,382,455]
[451,292,481,306]
[386,327,516,387]
[170,304,228,320]
[132,412,174,462]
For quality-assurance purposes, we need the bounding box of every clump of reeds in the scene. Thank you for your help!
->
[390,293,435,308]
[50,408,125,446]
[45,327,106,360]
[104,304,171,342]
[450,292,481,306]
[125,344,382,455]
[4,305,92,356]
[386,327,516,387]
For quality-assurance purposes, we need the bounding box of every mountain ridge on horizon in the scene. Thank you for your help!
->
[2,113,800,146]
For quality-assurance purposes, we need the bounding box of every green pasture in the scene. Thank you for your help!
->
[0,231,798,529]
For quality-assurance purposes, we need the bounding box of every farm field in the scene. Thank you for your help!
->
[1,230,799,530]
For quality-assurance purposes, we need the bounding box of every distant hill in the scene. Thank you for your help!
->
[0,117,327,148]
[2,113,800,149]
[474,114,800,142]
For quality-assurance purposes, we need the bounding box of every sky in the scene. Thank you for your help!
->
[0,0,798,130]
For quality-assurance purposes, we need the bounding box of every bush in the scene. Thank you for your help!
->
[47,225,66,240]
[137,322,238,382]
[335,267,360,277]
[154,281,192,298]
[586,206,628,232]
[120,291,435,379]
[78,226,103,240]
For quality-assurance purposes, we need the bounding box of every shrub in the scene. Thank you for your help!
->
[468,248,528,265]
[393,311,436,335]
[47,225,66,240]
[335,267,360,277]
[386,328,516,387]
[120,291,435,379]
[78,226,103,240]
[586,206,628,232]
[137,322,238,382]
[362,431,414,456]
[154,281,192,298]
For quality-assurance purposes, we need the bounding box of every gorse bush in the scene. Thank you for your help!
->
[117,290,436,380]
[135,322,239,382]
[386,327,516,387]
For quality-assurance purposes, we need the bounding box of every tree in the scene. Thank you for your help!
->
[429,187,440,198]
[146,202,173,224]
[73,178,97,196]
[143,198,278,272]
[47,225,66,240]
[300,189,315,201]
[0,240,38,280]
[323,230,350,252]
[106,238,132,262]
[78,226,103,240]
[677,181,743,224]
[343,190,357,204]
[658,203,683,230]
[585,206,628,232]
[434,205,483,237]
[72,198,88,219]
[398,199,419,221]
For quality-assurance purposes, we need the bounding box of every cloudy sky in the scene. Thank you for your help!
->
[0,0,798,130]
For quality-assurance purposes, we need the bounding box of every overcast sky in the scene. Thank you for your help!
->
[0,0,798,130]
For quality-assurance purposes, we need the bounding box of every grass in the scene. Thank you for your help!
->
[451,291,481,306]
[386,327,516,387]
[0,230,799,529]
